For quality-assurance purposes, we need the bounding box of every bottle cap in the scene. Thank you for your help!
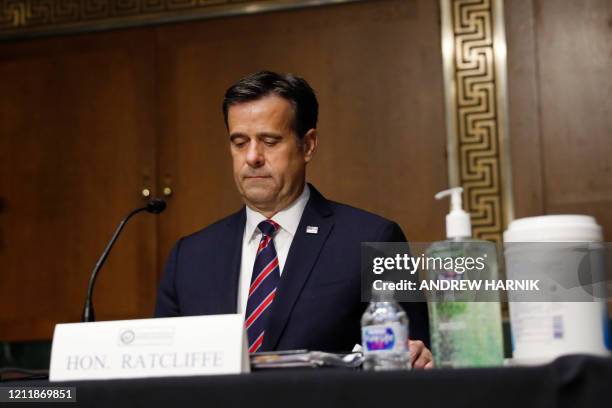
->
[435,187,471,239]
[371,284,395,302]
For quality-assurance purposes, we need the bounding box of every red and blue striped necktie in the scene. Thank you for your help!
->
[245,219,281,353]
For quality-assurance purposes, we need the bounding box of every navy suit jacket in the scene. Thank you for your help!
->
[155,184,429,352]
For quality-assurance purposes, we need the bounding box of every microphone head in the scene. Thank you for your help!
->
[146,198,167,214]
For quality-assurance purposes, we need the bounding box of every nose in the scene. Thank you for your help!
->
[245,140,264,168]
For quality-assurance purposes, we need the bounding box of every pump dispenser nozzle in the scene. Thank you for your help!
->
[435,187,472,239]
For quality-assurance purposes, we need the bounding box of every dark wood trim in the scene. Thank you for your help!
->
[0,0,367,41]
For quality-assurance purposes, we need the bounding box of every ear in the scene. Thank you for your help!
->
[302,128,318,163]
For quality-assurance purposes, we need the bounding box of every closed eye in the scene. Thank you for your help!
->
[263,139,279,147]
[261,135,282,146]
[230,135,249,148]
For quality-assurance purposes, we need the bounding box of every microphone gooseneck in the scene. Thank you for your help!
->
[82,198,166,322]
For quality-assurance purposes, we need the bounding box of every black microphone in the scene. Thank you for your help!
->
[147,198,166,214]
[82,198,166,322]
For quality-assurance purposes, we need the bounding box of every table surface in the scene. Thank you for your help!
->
[2,355,611,408]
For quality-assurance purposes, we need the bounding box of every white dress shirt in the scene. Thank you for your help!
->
[237,184,311,316]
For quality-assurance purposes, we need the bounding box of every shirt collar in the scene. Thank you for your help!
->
[245,184,311,243]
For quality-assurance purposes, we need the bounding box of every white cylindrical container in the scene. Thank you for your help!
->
[504,215,610,365]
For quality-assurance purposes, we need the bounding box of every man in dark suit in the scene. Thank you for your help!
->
[155,71,432,368]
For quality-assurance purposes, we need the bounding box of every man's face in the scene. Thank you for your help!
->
[228,94,317,215]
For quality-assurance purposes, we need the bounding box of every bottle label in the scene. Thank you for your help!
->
[362,323,407,354]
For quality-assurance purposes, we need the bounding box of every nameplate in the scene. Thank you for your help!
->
[49,314,249,381]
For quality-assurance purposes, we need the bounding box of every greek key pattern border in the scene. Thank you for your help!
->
[0,0,365,39]
[441,0,513,242]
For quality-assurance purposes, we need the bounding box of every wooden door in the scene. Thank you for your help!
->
[0,29,158,340]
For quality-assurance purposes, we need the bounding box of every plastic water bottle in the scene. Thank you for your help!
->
[361,288,411,370]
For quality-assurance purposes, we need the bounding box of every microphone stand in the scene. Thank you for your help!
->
[82,199,165,322]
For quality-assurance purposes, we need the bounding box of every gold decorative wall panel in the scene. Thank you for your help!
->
[440,0,513,242]
[0,0,365,39]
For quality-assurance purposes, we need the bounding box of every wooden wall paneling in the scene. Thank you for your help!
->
[0,29,158,341]
[506,0,612,313]
[155,0,449,268]
[504,0,545,219]
[534,0,612,314]
[534,0,612,240]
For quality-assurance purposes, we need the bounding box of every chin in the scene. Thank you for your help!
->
[243,188,276,206]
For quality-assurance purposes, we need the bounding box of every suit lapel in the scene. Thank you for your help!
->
[214,207,245,314]
[263,185,334,350]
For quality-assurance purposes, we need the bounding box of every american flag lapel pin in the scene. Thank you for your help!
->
[306,226,319,234]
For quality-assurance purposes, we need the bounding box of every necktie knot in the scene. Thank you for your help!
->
[258,219,279,237]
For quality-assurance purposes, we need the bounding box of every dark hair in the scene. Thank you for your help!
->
[222,71,318,140]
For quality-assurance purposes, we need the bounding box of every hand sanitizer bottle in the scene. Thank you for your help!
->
[426,187,504,367]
